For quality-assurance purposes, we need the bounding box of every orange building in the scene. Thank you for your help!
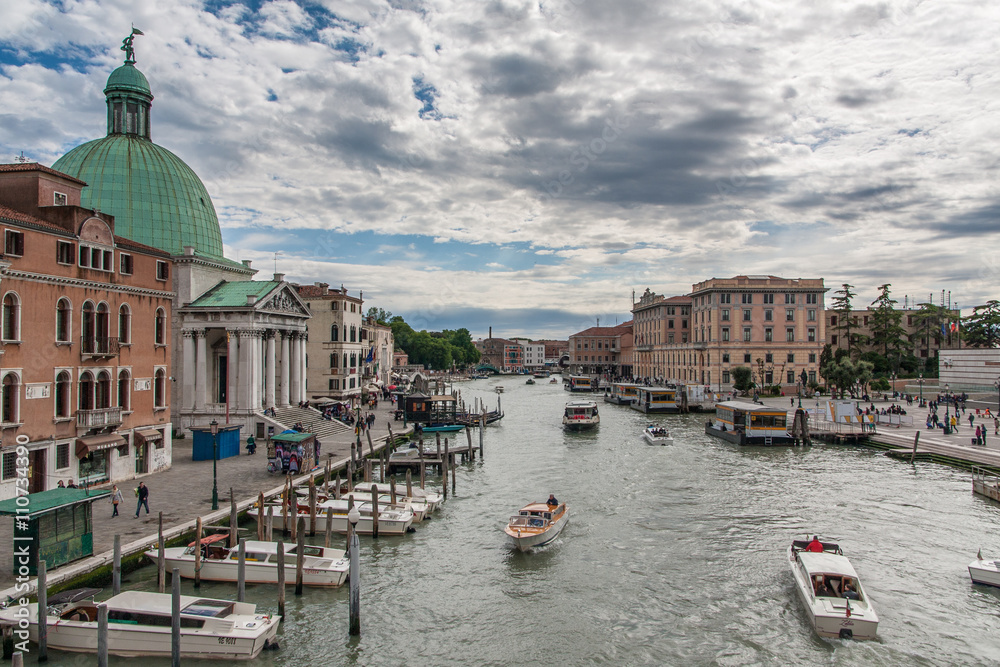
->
[0,163,173,499]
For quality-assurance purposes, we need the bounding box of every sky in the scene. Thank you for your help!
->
[0,0,997,340]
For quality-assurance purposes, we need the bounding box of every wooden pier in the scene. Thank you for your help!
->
[808,418,872,444]
[874,433,1000,473]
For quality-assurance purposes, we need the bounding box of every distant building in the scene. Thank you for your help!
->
[567,322,633,377]
[362,315,394,387]
[393,351,409,368]
[826,307,961,360]
[511,338,546,370]
[296,283,365,400]
[475,336,524,373]
[632,291,692,381]
[534,339,569,366]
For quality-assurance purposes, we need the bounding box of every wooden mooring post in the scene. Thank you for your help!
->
[295,518,306,595]
[37,560,47,662]
[910,431,921,464]
[229,488,238,548]
[237,538,246,602]
[335,472,342,500]
[276,541,286,619]
[96,603,108,667]
[171,568,181,667]
[309,478,318,536]
[113,535,121,595]
[371,484,379,538]
[158,512,166,593]
[194,517,203,588]
[257,492,265,540]
[266,505,274,542]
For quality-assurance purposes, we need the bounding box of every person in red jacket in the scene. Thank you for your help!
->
[806,535,824,552]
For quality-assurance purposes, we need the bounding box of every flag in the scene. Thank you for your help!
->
[950,321,959,333]
[845,600,851,618]
[941,323,947,336]
[978,548,983,561]
[132,27,144,35]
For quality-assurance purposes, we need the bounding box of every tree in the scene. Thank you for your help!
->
[963,300,1000,348]
[366,306,393,326]
[909,302,950,357]
[868,283,907,356]
[830,284,864,356]
[732,366,753,394]
[821,356,874,398]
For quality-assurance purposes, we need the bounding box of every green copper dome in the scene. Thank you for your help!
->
[52,60,224,258]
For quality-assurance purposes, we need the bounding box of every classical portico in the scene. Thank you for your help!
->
[176,278,310,434]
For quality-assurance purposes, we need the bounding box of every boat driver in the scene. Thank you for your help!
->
[805,536,824,552]
[547,494,559,507]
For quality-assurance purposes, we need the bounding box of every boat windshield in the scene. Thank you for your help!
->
[509,516,546,528]
[182,599,235,618]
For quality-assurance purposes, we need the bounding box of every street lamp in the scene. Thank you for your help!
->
[347,505,361,636]
[943,383,951,435]
[210,419,219,510]
[918,373,924,407]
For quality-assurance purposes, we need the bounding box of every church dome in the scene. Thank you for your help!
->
[52,60,224,258]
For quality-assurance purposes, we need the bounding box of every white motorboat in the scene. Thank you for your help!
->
[297,487,431,521]
[788,538,879,640]
[563,400,600,431]
[0,590,279,660]
[496,386,504,393]
[352,481,443,511]
[969,552,1000,587]
[145,534,349,588]
[643,425,673,445]
[248,499,414,535]
[504,501,569,551]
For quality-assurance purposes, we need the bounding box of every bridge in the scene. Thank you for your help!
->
[475,363,500,374]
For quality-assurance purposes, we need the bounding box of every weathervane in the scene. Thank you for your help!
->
[121,26,145,64]
[14,151,28,163]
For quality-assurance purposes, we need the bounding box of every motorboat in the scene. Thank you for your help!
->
[351,481,443,511]
[563,400,600,431]
[643,425,673,445]
[145,534,348,588]
[969,552,1000,587]
[526,378,536,385]
[0,589,279,660]
[495,386,504,394]
[788,538,879,640]
[298,487,432,521]
[504,501,569,551]
[420,424,465,433]
[248,499,414,535]
[549,378,558,383]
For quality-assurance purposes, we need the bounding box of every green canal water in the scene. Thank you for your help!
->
[45,378,1000,666]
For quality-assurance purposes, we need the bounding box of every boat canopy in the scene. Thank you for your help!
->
[797,551,860,579]
[715,400,785,414]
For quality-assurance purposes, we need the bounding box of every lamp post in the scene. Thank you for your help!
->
[347,506,361,636]
[943,383,951,435]
[918,373,923,407]
[210,419,219,510]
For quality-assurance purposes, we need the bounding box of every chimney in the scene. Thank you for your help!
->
[247,295,257,306]
[489,327,492,339]
[274,273,285,282]
[242,259,253,268]
[183,245,195,256]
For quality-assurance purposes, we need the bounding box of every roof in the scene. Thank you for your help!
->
[570,323,632,337]
[186,280,281,307]
[716,401,788,413]
[0,203,74,235]
[664,295,693,303]
[797,551,860,579]
[271,432,315,443]
[0,162,87,184]
[0,488,110,517]
[105,63,152,97]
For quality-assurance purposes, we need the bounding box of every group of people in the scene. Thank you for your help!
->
[105,482,148,518]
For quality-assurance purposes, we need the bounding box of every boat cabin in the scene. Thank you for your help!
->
[402,393,458,424]
[564,401,598,418]
[631,386,679,413]
[566,375,596,392]
[509,502,563,528]
[707,401,792,445]
[605,382,639,404]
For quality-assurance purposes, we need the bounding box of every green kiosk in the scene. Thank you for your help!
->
[0,488,109,576]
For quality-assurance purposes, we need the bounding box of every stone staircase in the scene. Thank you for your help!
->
[266,405,352,440]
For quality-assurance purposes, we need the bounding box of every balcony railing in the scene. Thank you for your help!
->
[81,336,120,357]
[77,406,123,428]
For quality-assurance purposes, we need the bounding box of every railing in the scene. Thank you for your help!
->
[77,406,122,428]
[81,336,120,357]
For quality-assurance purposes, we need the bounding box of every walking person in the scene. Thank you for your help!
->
[110,485,123,517]
[134,482,149,518]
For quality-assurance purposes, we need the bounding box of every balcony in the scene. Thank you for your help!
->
[81,336,120,358]
[77,406,123,429]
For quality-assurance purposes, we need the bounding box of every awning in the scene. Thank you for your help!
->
[135,428,163,443]
[76,434,126,458]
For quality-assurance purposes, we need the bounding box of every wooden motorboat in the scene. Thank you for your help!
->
[969,552,1000,587]
[563,400,600,430]
[420,424,464,433]
[248,499,414,535]
[350,482,443,511]
[146,534,348,588]
[0,590,279,660]
[788,538,879,640]
[643,425,673,445]
[504,501,569,551]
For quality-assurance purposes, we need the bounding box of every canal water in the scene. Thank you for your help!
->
[55,378,1000,665]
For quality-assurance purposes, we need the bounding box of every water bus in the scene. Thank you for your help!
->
[563,400,600,430]
[705,400,793,445]
[630,385,680,413]
[565,375,597,392]
[604,382,639,405]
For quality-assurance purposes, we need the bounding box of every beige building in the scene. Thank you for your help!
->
[567,323,633,377]
[296,283,366,400]
[632,291,691,381]
[827,308,960,360]
[362,315,394,387]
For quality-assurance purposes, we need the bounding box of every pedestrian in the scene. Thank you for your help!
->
[995,417,999,436]
[134,482,149,518]
[57,480,65,488]
[951,415,958,433]
[969,414,975,428]
[111,485,123,517]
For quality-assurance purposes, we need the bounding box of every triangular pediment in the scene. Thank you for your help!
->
[258,285,310,316]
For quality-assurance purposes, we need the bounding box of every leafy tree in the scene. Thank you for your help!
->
[366,306,394,326]
[387,317,479,370]
[909,302,950,357]
[821,357,874,398]
[732,366,753,394]
[963,300,1000,348]
[868,283,907,356]
[830,284,865,356]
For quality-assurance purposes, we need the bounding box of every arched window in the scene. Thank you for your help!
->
[96,302,110,349]
[330,325,339,342]
[350,353,357,368]
[55,371,71,418]
[2,292,20,341]
[96,370,111,409]
[1,373,19,423]
[79,371,94,410]
[154,308,166,345]
[343,353,348,368]
[154,369,166,408]
[56,298,72,342]
[350,325,356,342]
[330,353,337,368]
[118,304,131,344]
[117,370,130,411]
[82,300,95,352]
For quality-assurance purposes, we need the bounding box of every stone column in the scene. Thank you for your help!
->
[299,333,308,403]
[227,329,239,410]
[182,330,196,411]
[237,330,253,411]
[194,330,208,409]
[279,332,291,407]
[289,333,301,405]
[265,331,276,409]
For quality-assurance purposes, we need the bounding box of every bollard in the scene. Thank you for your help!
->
[406,469,413,499]
[466,426,473,460]
[380,448,386,483]
[277,541,286,619]
[348,524,360,637]
[282,478,290,537]
[295,518,306,595]
[257,492,265,540]
[442,449,448,501]
[452,450,457,495]
[436,433,441,461]
[194,517,203,588]
[229,489,238,548]
[325,460,331,496]
[420,460,426,489]
[113,534,121,595]
[97,603,108,667]
[171,568,181,667]
[346,497,355,552]
[309,478,318,537]
[158,512,166,593]
[479,410,485,457]
[37,559,47,662]
[237,538,246,602]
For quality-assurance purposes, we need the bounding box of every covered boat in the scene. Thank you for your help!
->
[604,382,640,405]
[248,499,414,535]
[630,385,680,413]
[706,401,793,445]
[504,501,569,551]
[643,425,673,445]
[563,400,600,430]
[788,538,879,640]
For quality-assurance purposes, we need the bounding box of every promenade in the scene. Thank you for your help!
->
[0,399,414,597]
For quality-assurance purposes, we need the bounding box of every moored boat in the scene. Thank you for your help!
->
[604,382,640,405]
[504,501,569,551]
[643,425,673,445]
[0,590,279,660]
[420,423,464,433]
[630,385,680,413]
[969,552,1000,587]
[706,401,793,445]
[146,535,348,588]
[248,499,414,535]
[563,400,600,430]
[788,538,879,640]
[351,481,443,511]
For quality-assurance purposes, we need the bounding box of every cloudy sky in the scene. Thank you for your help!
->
[1,0,997,339]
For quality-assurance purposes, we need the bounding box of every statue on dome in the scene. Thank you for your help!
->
[121,27,144,64]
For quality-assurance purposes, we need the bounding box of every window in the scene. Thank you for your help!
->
[350,353,357,368]
[4,230,23,256]
[79,371,94,410]
[2,292,19,341]
[808,353,816,363]
[330,325,339,342]
[120,253,133,275]
[55,371,71,418]
[668,333,674,343]
[743,328,751,342]
[762,293,774,304]
[765,353,773,363]
[1,451,15,480]
[156,260,169,281]
[744,353,752,363]
[668,319,674,329]
[830,315,838,325]
[722,370,731,383]
[831,335,838,344]
[786,309,795,322]
[117,370,130,411]
[57,241,74,264]
[787,370,796,384]
[808,370,817,383]
[329,379,339,390]
[720,294,731,304]
[806,293,818,304]
[2,373,19,423]
[53,192,67,206]
[787,353,795,363]
[154,308,166,345]
[807,328,816,342]
[56,442,70,469]
[56,298,72,342]
[764,309,773,322]
[118,304,131,344]
[722,353,730,363]
[96,371,111,409]
[743,309,751,322]
[786,328,794,342]
[765,328,773,342]
[721,309,730,321]
[741,293,752,304]
[785,293,796,304]
[350,326,356,342]
[79,245,89,267]
[154,369,166,408]
[807,309,816,321]
[330,353,338,368]
[331,301,339,311]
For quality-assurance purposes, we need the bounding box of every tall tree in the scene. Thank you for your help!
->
[830,284,864,356]
[963,300,1000,348]
[909,302,950,358]
[366,306,393,326]
[868,283,907,356]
